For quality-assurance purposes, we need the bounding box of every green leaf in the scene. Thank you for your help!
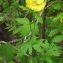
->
[0,17,4,21]
[20,24,30,37]
[57,13,63,18]
[0,0,3,5]
[31,34,37,44]
[57,13,63,23]
[46,58,52,63]
[17,44,29,57]
[48,29,58,37]
[28,45,32,55]
[31,23,39,34]
[15,18,29,24]
[60,18,63,23]
[52,35,63,43]
[13,26,22,34]
[29,58,33,63]
[33,44,42,52]
[36,15,43,24]
[0,43,16,62]
[19,6,27,10]
[20,56,28,63]
[8,60,15,63]
[53,13,63,23]
[52,2,61,10]
[41,40,49,51]
[46,43,62,56]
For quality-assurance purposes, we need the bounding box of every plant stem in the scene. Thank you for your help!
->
[40,0,48,39]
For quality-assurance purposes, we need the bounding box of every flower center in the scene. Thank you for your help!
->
[32,0,39,6]
[32,0,43,6]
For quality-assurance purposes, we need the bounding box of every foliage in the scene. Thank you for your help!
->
[0,43,16,62]
[0,0,63,63]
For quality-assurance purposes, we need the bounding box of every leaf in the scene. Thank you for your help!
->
[8,60,15,63]
[41,40,49,51]
[36,15,43,24]
[20,56,28,63]
[0,0,3,5]
[57,13,63,23]
[33,44,42,52]
[20,24,30,37]
[15,18,29,24]
[60,18,63,23]
[48,29,58,37]
[19,6,27,10]
[31,33,37,44]
[13,26,22,34]
[52,2,61,10]
[52,35,63,43]
[0,17,4,21]
[57,13,63,18]
[17,44,29,57]
[37,39,44,45]
[46,43,62,57]
[46,58,52,63]
[0,43,16,62]
[53,17,59,21]
[29,58,33,63]
[28,45,32,55]
[53,13,63,23]
[31,23,39,34]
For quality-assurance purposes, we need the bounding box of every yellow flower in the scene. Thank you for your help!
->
[25,0,46,12]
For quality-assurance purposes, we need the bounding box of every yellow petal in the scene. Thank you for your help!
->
[25,0,46,12]
[36,0,44,4]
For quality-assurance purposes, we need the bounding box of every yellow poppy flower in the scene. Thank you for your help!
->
[25,0,46,12]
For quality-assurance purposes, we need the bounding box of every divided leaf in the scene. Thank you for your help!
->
[15,18,29,24]
[33,44,42,52]
[46,43,62,57]
[17,44,29,57]
[20,24,30,37]
[13,26,22,34]
[0,43,16,62]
